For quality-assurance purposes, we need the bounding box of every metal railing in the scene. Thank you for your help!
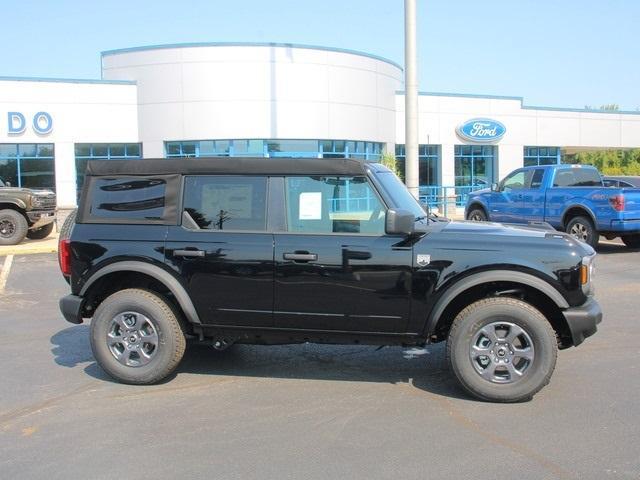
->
[419,185,486,217]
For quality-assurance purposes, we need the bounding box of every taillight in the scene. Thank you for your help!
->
[59,239,71,276]
[609,194,625,212]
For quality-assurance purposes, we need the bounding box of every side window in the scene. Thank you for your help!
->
[182,176,267,231]
[528,169,545,189]
[554,169,602,187]
[502,170,526,191]
[553,170,576,187]
[285,176,385,235]
[89,177,166,221]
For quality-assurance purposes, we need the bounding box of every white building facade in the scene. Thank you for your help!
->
[1,42,639,209]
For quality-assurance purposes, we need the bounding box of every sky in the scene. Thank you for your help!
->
[2,0,639,110]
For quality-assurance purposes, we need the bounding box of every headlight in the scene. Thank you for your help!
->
[580,255,595,296]
[31,196,44,208]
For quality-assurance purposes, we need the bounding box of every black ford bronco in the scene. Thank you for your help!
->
[59,158,601,402]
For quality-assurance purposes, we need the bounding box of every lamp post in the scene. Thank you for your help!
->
[404,0,419,199]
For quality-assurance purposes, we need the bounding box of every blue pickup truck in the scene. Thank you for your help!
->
[465,164,640,248]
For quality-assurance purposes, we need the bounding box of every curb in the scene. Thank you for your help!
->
[0,245,58,256]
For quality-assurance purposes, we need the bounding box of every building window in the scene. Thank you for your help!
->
[524,146,560,166]
[0,143,55,190]
[75,143,143,191]
[454,145,495,187]
[395,144,440,185]
[165,140,383,161]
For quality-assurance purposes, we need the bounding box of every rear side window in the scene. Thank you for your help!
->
[88,177,166,221]
[529,169,545,188]
[553,168,602,187]
[182,176,267,231]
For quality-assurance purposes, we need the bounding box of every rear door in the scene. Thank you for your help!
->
[164,175,274,327]
[273,175,412,333]
[520,168,547,222]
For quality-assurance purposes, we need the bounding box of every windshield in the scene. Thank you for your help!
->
[375,171,426,219]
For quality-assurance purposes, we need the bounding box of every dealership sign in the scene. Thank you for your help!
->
[7,111,53,135]
[456,118,505,143]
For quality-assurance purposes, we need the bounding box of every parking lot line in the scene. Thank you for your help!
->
[0,254,13,294]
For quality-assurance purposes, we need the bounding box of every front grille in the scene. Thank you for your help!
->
[35,195,56,209]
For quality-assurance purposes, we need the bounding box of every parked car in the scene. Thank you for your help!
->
[465,165,640,248]
[603,176,640,188]
[59,158,601,402]
[0,176,56,245]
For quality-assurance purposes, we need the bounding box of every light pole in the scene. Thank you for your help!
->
[404,0,419,199]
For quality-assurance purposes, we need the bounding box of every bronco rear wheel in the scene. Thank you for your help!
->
[26,222,54,239]
[90,289,186,384]
[447,297,557,402]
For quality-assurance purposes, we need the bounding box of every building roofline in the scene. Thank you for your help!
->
[395,90,640,116]
[0,76,136,85]
[100,42,403,70]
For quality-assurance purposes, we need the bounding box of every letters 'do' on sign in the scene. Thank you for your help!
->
[456,118,506,143]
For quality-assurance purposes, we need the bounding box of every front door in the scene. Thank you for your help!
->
[273,175,412,333]
[165,175,274,327]
[489,169,527,223]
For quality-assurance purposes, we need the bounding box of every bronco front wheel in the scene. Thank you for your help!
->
[447,297,557,402]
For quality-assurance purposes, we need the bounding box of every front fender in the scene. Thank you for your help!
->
[424,269,569,337]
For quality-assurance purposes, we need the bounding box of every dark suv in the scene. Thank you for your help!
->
[59,158,601,402]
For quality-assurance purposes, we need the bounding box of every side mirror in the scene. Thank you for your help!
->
[491,183,498,191]
[386,208,415,235]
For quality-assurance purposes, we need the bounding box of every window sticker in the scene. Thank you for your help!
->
[299,192,322,220]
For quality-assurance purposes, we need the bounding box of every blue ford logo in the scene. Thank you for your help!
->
[456,118,506,143]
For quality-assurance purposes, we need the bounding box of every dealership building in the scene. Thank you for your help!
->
[1,42,640,209]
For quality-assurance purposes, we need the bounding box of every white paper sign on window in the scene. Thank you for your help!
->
[299,192,322,220]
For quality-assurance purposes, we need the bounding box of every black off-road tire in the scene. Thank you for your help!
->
[59,208,77,241]
[0,209,29,245]
[566,215,598,248]
[26,222,54,240]
[466,207,488,222]
[90,289,187,385]
[447,297,558,403]
[621,234,640,249]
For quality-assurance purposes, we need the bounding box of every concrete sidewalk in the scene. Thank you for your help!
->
[0,231,59,256]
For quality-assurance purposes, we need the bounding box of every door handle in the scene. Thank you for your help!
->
[174,249,205,258]
[283,252,318,262]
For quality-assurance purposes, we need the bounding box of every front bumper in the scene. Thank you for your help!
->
[27,210,56,229]
[563,297,602,346]
[59,294,84,324]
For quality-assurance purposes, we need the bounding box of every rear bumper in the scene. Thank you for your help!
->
[59,294,84,324]
[563,297,602,347]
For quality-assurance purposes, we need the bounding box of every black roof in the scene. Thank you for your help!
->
[85,157,368,177]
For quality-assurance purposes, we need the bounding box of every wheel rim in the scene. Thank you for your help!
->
[107,311,159,367]
[570,222,589,241]
[0,219,16,238]
[470,212,484,222]
[469,321,535,384]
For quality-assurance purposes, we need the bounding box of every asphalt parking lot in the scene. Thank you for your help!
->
[1,243,639,480]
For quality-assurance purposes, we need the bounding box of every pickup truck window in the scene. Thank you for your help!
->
[553,169,602,187]
[285,176,385,234]
[530,169,545,188]
[182,176,267,231]
[502,170,526,190]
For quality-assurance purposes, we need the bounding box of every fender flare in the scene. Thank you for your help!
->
[425,270,569,336]
[561,203,597,229]
[0,199,28,211]
[79,260,201,324]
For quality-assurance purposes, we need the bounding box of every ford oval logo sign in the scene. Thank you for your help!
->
[456,118,506,143]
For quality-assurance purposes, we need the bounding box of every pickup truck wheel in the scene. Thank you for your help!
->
[621,234,640,249]
[90,289,186,384]
[566,216,598,248]
[26,222,54,239]
[447,297,557,403]
[0,209,28,245]
[467,208,488,222]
